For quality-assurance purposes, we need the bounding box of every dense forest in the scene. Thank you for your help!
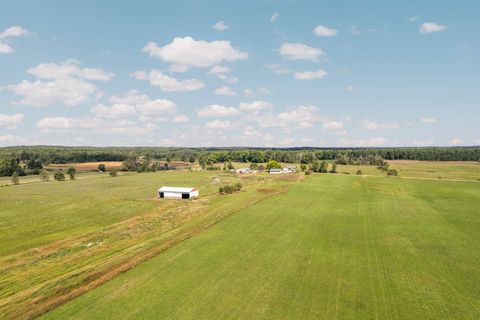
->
[1,146,479,177]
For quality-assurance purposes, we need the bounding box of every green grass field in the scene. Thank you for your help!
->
[41,174,480,319]
[0,170,299,319]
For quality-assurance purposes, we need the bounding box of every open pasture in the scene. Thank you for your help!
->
[41,174,480,320]
[0,170,299,319]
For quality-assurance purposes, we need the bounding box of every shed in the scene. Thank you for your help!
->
[269,168,283,174]
[158,186,199,199]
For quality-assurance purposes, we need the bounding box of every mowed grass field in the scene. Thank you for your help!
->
[0,170,300,319]
[42,174,480,319]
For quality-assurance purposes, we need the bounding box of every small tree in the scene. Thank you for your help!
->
[39,170,50,182]
[305,170,312,175]
[98,164,106,172]
[300,163,307,172]
[387,169,399,176]
[330,163,337,174]
[54,172,65,181]
[356,170,363,175]
[266,160,282,170]
[249,163,258,170]
[227,162,235,170]
[109,169,118,177]
[11,172,19,185]
[189,155,196,163]
[66,167,76,180]
[319,161,328,173]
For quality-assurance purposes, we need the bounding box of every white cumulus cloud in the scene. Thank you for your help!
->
[313,25,338,37]
[361,120,399,130]
[420,22,447,34]
[0,26,29,54]
[0,113,24,128]
[214,86,237,96]
[205,120,233,129]
[279,43,324,61]
[131,69,204,92]
[239,101,273,111]
[142,36,248,68]
[7,60,113,106]
[323,121,344,130]
[198,104,239,117]
[421,117,437,123]
[212,21,229,31]
[293,69,328,80]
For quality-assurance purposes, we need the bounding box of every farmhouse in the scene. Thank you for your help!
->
[158,186,199,199]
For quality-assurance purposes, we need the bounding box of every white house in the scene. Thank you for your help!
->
[158,186,199,199]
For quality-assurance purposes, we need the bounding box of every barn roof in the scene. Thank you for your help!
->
[158,186,197,193]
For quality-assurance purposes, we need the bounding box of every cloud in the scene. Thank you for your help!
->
[198,104,239,117]
[250,105,323,130]
[0,113,24,128]
[270,12,280,22]
[212,21,229,31]
[361,120,399,130]
[169,64,191,73]
[142,36,248,68]
[293,69,328,80]
[280,137,295,145]
[0,134,26,145]
[172,114,189,123]
[37,116,156,136]
[450,138,463,145]
[0,42,13,54]
[350,26,361,35]
[131,69,204,92]
[7,60,113,106]
[205,120,233,129]
[208,65,230,74]
[90,90,178,123]
[37,117,101,132]
[420,22,447,34]
[28,60,114,81]
[0,26,29,38]
[421,117,437,123]
[346,85,355,91]
[91,103,137,118]
[214,86,237,96]
[279,43,324,61]
[239,101,273,111]
[313,25,338,37]
[323,121,343,130]
[266,63,290,74]
[340,137,388,147]
[0,26,29,54]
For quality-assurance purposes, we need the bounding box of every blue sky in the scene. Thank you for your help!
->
[0,0,479,147]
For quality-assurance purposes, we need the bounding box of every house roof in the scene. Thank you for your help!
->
[158,186,197,193]
[269,168,282,172]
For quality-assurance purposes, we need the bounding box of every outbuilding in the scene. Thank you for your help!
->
[269,168,283,174]
[158,186,199,199]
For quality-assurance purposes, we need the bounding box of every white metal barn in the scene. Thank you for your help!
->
[158,186,199,199]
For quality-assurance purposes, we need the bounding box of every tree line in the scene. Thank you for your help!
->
[1,146,479,177]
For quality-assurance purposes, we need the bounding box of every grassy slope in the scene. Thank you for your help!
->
[0,171,299,319]
[0,171,221,256]
[43,174,480,320]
